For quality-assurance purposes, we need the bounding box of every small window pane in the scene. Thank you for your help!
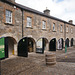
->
[6,10,12,23]
[61,25,62,32]
[53,23,55,31]
[42,21,46,29]
[66,26,68,32]
[27,17,32,27]
[71,28,72,33]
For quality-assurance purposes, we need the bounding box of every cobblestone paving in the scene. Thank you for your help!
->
[1,47,75,75]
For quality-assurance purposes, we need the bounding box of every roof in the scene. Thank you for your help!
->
[1,0,75,26]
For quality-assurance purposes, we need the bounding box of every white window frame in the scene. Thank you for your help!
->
[71,28,72,33]
[27,17,32,27]
[66,26,68,32]
[53,23,55,31]
[42,21,46,29]
[60,25,62,32]
[6,10,12,23]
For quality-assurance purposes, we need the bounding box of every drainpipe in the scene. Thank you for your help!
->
[21,9,23,37]
[64,23,66,48]
[64,23,66,40]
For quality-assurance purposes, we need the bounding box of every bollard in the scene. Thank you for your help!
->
[0,60,1,75]
[65,45,67,53]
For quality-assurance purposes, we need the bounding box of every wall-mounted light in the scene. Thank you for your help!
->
[14,6,16,9]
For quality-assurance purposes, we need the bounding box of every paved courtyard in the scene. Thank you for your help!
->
[1,47,75,75]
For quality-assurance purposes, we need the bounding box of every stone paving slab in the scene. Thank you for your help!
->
[1,47,75,75]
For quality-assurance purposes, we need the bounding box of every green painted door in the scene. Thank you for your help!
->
[0,38,5,59]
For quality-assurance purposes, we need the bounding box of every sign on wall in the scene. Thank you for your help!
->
[0,38,5,59]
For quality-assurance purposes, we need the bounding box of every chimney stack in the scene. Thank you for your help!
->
[69,20,73,24]
[44,7,50,16]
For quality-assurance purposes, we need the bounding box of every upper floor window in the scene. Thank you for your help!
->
[6,10,12,23]
[53,23,55,31]
[60,25,62,32]
[42,21,46,29]
[71,28,73,33]
[66,26,68,32]
[27,17,32,27]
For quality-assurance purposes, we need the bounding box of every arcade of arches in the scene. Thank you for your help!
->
[0,36,74,58]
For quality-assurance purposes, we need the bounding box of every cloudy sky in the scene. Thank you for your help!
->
[16,0,75,24]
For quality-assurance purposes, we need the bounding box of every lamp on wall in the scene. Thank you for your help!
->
[14,6,16,9]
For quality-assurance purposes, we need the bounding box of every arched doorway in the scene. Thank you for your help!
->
[71,38,73,46]
[36,38,48,53]
[49,38,56,51]
[18,37,35,57]
[6,37,17,58]
[18,37,28,57]
[28,38,35,52]
[0,37,17,59]
[57,38,64,50]
[6,37,17,57]
[65,38,69,47]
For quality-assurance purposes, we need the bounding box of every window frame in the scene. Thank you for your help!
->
[6,10,12,24]
[53,23,55,31]
[71,28,73,33]
[27,17,32,27]
[60,25,63,32]
[42,20,46,29]
[66,26,68,32]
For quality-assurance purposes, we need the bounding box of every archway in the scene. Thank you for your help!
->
[0,37,17,59]
[36,38,48,53]
[6,37,17,57]
[65,38,69,47]
[18,37,35,57]
[28,38,35,52]
[49,38,56,51]
[57,38,64,50]
[71,38,73,47]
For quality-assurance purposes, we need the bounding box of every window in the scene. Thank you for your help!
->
[42,21,46,29]
[27,17,32,27]
[53,23,55,31]
[60,25,62,32]
[66,26,68,32]
[6,10,12,23]
[71,28,72,33]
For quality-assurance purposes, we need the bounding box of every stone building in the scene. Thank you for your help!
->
[0,0,75,58]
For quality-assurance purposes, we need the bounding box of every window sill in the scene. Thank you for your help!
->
[66,32,68,33]
[42,28,47,31]
[53,30,56,32]
[4,23,14,26]
[26,26,33,29]
[60,31,63,33]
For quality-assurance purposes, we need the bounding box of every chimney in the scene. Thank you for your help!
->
[44,7,50,16]
[69,20,73,24]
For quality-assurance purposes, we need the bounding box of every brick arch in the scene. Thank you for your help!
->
[57,38,64,50]
[49,38,56,51]
[65,38,69,47]
[37,37,49,42]
[0,33,18,43]
[23,36,37,42]
[18,36,36,53]
[0,33,18,58]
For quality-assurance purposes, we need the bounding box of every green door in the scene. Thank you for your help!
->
[0,38,5,59]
